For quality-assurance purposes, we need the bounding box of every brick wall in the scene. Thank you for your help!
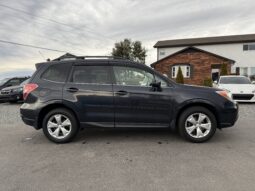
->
[153,51,232,85]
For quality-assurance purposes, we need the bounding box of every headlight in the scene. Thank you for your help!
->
[12,87,23,92]
[216,90,232,101]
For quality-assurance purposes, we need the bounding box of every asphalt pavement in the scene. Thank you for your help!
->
[0,102,255,191]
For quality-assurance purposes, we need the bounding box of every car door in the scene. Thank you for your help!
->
[63,62,114,128]
[112,64,173,128]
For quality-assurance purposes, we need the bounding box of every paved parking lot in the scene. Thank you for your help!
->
[0,102,255,191]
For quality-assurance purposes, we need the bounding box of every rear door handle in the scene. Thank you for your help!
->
[66,87,79,93]
[115,90,128,96]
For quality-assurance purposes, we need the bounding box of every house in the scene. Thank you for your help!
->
[53,53,78,61]
[151,34,255,85]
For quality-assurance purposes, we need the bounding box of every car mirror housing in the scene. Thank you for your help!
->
[150,80,162,91]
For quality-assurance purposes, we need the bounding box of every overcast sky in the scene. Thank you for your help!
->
[0,0,255,78]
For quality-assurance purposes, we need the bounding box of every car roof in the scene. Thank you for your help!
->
[36,58,142,69]
[220,75,247,78]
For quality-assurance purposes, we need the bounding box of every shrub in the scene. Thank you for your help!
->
[176,66,184,84]
[203,78,213,87]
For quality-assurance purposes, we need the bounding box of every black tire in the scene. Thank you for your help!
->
[178,106,217,143]
[42,108,79,143]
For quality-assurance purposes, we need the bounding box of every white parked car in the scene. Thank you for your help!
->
[215,76,255,102]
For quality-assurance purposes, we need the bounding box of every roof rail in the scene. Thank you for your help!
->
[53,54,128,61]
[77,56,126,60]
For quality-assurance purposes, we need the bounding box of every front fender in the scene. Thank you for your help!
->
[170,98,218,130]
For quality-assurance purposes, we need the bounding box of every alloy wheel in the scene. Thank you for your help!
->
[47,114,72,139]
[185,113,212,139]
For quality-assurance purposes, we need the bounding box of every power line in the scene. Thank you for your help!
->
[0,39,68,53]
[0,26,86,53]
[0,3,115,41]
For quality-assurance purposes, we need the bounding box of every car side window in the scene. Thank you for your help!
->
[71,66,111,84]
[113,66,154,87]
[7,79,20,86]
[41,64,70,82]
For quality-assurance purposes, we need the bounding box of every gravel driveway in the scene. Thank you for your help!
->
[0,102,255,191]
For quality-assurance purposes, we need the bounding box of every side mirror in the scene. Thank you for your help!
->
[150,81,161,91]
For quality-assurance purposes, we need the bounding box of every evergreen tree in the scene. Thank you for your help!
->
[112,39,146,64]
[176,67,184,84]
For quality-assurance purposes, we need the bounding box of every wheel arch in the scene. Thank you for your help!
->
[37,103,79,130]
[173,99,219,130]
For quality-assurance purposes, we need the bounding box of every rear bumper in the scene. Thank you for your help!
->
[218,102,239,128]
[21,116,36,127]
[20,103,40,129]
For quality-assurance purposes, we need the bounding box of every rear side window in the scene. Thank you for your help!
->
[41,64,71,82]
[71,66,111,84]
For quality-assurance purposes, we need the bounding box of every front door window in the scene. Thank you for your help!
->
[113,66,154,86]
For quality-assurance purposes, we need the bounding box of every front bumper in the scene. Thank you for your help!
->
[231,93,255,103]
[0,93,23,102]
[218,101,239,128]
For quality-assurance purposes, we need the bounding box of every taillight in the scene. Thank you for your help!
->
[23,83,38,100]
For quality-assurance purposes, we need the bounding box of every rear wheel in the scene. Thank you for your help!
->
[42,108,79,143]
[178,106,217,143]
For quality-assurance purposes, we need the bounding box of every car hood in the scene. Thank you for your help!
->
[218,84,255,93]
[1,85,22,91]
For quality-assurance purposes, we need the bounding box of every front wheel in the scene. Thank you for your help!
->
[42,108,79,143]
[178,106,217,143]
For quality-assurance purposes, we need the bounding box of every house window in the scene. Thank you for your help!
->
[251,67,255,81]
[172,67,175,78]
[239,67,248,76]
[172,65,191,78]
[243,44,255,51]
[186,66,190,77]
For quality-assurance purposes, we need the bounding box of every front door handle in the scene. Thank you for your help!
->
[115,90,128,96]
[66,87,79,93]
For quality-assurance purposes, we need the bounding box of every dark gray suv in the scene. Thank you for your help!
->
[20,56,238,143]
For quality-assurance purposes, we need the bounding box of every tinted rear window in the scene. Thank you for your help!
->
[41,64,71,82]
[71,66,111,84]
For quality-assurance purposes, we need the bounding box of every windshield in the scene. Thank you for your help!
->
[20,78,30,86]
[220,77,251,84]
[0,78,10,86]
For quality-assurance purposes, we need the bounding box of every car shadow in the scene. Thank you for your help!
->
[75,128,182,144]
